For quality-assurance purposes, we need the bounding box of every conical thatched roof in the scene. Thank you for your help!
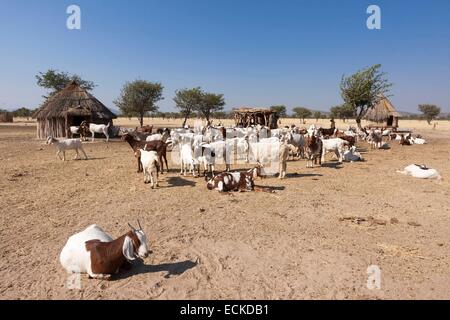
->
[34,81,116,120]
[364,96,400,122]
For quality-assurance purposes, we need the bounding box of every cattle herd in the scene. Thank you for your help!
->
[54,120,441,280]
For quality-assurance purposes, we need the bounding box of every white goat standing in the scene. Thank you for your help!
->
[46,136,88,161]
[89,122,111,142]
[140,149,159,188]
[320,138,349,163]
[180,143,199,177]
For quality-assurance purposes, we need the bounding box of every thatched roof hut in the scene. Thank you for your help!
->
[0,111,13,123]
[364,96,400,128]
[233,107,279,129]
[33,81,116,139]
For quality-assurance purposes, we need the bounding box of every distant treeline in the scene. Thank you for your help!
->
[3,106,449,121]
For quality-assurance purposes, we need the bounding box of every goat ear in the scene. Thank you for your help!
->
[122,236,136,261]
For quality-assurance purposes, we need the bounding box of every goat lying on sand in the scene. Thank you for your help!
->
[60,222,150,280]
[206,165,261,192]
[46,136,88,161]
[397,164,441,180]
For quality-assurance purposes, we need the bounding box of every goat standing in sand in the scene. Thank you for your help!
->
[46,136,88,161]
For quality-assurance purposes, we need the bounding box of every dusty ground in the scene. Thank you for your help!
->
[0,119,449,300]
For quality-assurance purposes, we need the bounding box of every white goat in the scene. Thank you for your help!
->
[140,149,159,188]
[412,137,427,145]
[146,133,162,142]
[320,138,349,163]
[343,146,364,162]
[397,164,441,180]
[180,143,199,176]
[89,122,111,142]
[46,136,88,161]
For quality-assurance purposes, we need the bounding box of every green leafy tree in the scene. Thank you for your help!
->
[197,92,225,122]
[418,104,441,124]
[270,105,287,118]
[330,104,354,122]
[292,107,312,122]
[36,69,96,98]
[212,111,231,119]
[114,80,164,127]
[173,87,204,127]
[313,111,322,121]
[340,64,392,128]
[12,107,33,119]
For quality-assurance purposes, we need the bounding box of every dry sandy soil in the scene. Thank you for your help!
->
[0,119,449,300]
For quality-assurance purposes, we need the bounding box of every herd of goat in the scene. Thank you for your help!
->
[51,121,441,280]
[46,121,434,192]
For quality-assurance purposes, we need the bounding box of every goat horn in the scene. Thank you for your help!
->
[137,219,142,230]
[128,223,136,231]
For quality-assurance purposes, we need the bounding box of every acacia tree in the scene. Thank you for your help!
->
[313,111,322,121]
[36,69,96,98]
[270,105,287,118]
[292,107,312,123]
[340,64,392,128]
[418,104,441,124]
[330,104,354,122]
[173,87,203,127]
[114,80,164,127]
[197,92,225,122]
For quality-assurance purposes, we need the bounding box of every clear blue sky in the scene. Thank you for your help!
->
[1,0,449,113]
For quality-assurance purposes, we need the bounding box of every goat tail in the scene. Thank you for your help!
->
[106,122,111,128]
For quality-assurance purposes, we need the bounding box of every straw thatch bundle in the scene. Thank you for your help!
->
[33,81,116,139]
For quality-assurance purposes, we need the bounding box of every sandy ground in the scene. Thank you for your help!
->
[0,119,449,300]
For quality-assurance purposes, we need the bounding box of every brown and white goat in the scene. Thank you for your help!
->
[206,165,261,192]
[305,134,322,168]
[122,133,168,173]
[60,222,150,280]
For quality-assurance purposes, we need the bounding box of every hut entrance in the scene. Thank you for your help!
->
[387,116,394,127]
[69,116,89,126]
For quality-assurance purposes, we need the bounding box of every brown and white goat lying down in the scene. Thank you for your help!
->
[206,165,261,192]
[60,222,150,280]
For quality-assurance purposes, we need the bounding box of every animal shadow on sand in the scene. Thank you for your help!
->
[320,162,344,169]
[286,173,323,178]
[165,176,196,188]
[115,259,198,280]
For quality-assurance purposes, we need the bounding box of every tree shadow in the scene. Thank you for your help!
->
[114,259,198,280]
[165,176,197,188]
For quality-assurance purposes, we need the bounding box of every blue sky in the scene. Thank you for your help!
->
[0,0,449,113]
